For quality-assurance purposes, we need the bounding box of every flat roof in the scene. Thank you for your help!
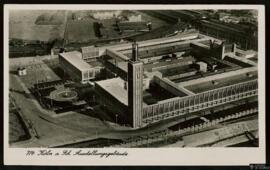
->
[106,48,130,61]
[117,61,128,72]
[99,32,200,52]
[108,60,128,72]
[59,51,92,72]
[177,67,257,87]
[87,60,104,67]
[95,77,128,106]
[185,71,258,93]
[201,20,245,34]
[144,56,195,71]
[191,42,210,49]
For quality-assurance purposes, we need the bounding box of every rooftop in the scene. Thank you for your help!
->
[177,67,257,87]
[144,56,195,72]
[106,48,130,61]
[201,20,246,34]
[108,60,128,72]
[59,51,93,72]
[87,60,104,68]
[95,77,128,106]
[185,71,258,93]
[99,32,200,52]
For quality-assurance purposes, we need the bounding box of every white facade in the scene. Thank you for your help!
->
[59,51,100,83]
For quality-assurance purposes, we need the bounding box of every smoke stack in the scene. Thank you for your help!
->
[132,42,138,61]
[210,39,214,49]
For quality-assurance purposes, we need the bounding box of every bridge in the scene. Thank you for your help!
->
[142,79,258,124]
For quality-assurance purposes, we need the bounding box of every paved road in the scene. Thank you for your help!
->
[9,74,109,147]
[10,73,190,147]
[9,69,257,147]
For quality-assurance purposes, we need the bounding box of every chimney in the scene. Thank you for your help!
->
[210,39,214,49]
[232,43,236,55]
[132,42,138,61]
[221,42,225,60]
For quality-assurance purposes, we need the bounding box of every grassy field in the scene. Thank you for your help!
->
[9,110,29,143]
[137,10,170,29]
[64,10,170,43]
[9,10,66,42]
[65,18,98,43]
[35,11,65,25]
[9,10,169,45]
[10,60,61,89]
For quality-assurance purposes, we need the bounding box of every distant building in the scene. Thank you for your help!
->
[92,11,122,20]
[198,19,257,50]
[118,22,149,32]
[17,67,27,76]
[128,14,142,22]
[162,10,257,50]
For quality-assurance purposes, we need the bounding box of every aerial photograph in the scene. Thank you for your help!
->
[8,9,259,148]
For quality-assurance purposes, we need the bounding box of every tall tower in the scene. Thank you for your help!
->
[128,42,143,128]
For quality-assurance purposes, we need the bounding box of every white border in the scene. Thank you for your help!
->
[4,4,266,165]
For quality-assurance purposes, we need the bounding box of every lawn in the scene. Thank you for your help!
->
[15,61,61,89]
[65,19,98,43]
[9,10,66,41]
[9,110,30,143]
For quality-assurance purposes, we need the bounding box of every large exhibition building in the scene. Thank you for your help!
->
[59,31,258,128]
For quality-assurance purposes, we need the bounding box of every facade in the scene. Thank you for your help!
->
[142,79,257,124]
[128,43,144,128]
[191,40,236,60]
[59,51,100,83]
[81,46,99,62]
[95,77,128,121]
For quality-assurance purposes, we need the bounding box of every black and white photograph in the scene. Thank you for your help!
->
[3,4,266,165]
